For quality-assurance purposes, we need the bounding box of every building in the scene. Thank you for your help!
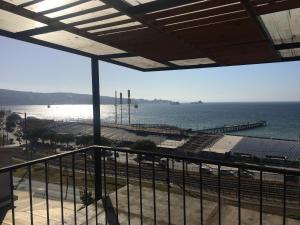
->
[0,148,13,209]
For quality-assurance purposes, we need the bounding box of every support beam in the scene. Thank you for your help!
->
[91,57,102,200]
[92,58,101,145]
[124,0,200,16]
[101,0,220,64]
[240,0,280,59]
[275,42,300,50]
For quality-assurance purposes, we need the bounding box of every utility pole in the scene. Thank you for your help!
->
[128,90,131,125]
[115,91,118,125]
[120,92,123,125]
[25,113,27,154]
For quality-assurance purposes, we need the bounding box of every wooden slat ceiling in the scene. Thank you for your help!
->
[0,0,300,71]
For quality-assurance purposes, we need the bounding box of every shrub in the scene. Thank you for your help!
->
[132,139,156,151]
[80,189,94,206]
[75,135,113,147]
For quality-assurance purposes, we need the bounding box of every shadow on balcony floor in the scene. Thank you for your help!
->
[2,184,300,225]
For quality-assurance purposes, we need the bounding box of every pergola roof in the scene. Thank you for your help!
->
[1,0,300,71]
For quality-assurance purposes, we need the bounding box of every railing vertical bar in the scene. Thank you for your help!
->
[101,149,108,225]
[260,170,263,225]
[199,163,203,225]
[45,162,50,225]
[72,154,77,225]
[114,150,119,223]
[94,148,98,225]
[238,168,241,225]
[59,157,64,224]
[182,160,186,225]
[139,154,143,225]
[218,164,221,225]
[167,158,171,225]
[9,170,15,225]
[283,173,286,225]
[103,149,108,225]
[152,156,157,225]
[126,152,131,225]
[84,152,88,225]
[28,165,33,225]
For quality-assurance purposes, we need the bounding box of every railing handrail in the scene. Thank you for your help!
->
[99,146,300,176]
[1,145,300,176]
[0,146,94,173]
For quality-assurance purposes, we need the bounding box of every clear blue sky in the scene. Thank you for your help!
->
[0,36,300,102]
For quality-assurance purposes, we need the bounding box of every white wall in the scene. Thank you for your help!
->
[0,148,12,208]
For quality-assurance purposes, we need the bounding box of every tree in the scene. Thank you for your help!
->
[0,110,5,146]
[75,135,113,147]
[26,129,40,147]
[15,129,23,145]
[76,135,93,146]
[5,113,21,132]
[62,134,75,147]
[132,140,157,161]
[43,130,57,145]
[132,139,156,151]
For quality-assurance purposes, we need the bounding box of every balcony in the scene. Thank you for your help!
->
[1,146,300,225]
[1,0,300,224]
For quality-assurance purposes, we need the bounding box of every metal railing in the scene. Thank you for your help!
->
[1,145,300,225]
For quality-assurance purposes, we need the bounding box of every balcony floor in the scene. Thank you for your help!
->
[2,181,300,225]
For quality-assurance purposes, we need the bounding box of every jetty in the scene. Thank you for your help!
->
[200,120,267,134]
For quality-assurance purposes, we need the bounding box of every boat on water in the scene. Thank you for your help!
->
[47,105,51,108]
[190,100,203,104]
[134,103,138,109]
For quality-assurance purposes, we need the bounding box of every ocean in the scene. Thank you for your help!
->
[3,102,300,141]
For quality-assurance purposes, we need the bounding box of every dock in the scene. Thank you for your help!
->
[200,120,267,134]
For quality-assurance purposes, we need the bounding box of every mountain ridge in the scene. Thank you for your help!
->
[0,89,175,105]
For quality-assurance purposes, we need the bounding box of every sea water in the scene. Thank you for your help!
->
[3,102,300,140]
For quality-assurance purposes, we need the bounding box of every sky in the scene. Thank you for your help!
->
[0,36,300,102]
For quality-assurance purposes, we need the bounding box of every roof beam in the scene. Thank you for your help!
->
[0,28,94,58]
[52,5,110,21]
[16,12,125,37]
[0,28,145,71]
[128,0,201,15]
[81,18,135,32]
[281,56,300,63]
[240,0,280,59]
[0,2,128,47]
[144,63,220,72]
[0,1,172,70]
[91,24,145,36]
[0,28,133,60]
[275,42,300,51]
[101,0,221,64]
[19,0,44,8]
[38,0,91,15]
[144,0,238,20]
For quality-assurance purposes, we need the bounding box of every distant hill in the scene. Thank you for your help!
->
[0,89,175,105]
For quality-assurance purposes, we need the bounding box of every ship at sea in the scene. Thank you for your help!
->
[190,100,203,104]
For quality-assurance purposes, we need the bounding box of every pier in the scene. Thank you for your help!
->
[200,120,267,134]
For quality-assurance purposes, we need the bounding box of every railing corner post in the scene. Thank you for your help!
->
[94,147,102,200]
[91,57,102,200]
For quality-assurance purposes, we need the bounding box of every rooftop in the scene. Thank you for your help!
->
[1,0,300,71]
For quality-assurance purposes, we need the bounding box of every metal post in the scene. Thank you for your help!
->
[24,113,28,158]
[115,91,118,125]
[91,57,102,200]
[120,93,123,125]
[128,90,131,125]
